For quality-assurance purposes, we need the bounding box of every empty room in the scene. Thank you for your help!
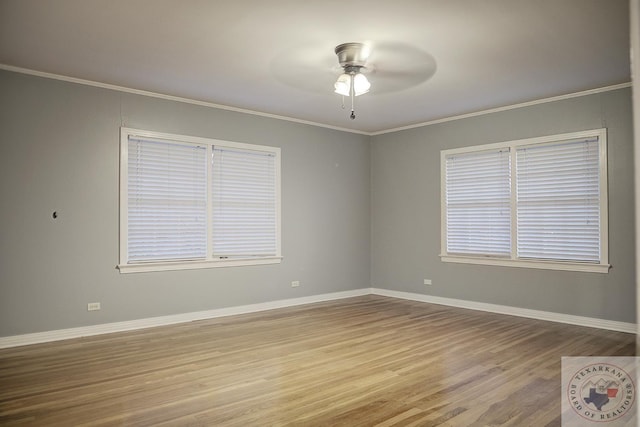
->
[0,1,638,426]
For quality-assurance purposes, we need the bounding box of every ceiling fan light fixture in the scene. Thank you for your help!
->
[334,73,351,96]
[334,42,371,120]
[353,73,370,96]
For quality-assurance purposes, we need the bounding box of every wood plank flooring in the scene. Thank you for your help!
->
[0,295,635,426]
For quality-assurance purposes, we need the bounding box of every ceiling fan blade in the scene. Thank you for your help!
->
[364,41,437,94]
[270,42,342,94]
[270,40,436,95]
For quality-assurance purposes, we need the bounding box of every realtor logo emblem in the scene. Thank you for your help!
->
[564,359,636,424]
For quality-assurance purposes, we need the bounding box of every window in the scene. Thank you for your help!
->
[441,129,609,273]
[119,128,281,273]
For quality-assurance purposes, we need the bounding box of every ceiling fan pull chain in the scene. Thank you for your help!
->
[350,74,356,120]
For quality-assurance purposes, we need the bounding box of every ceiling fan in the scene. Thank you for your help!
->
[270,40,437,121]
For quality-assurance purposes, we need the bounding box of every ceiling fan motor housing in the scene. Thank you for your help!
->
[335,42,369,68]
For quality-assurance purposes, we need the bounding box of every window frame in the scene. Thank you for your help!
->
[440,128,609,273]
[118,127,282,273]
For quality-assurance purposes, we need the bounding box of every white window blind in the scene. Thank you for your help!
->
[127,137,207,262]
[120,128,281,273]
[516,138,601,262]
[212,147,277,258]
[445,149,511,256]
[440,129,608,273]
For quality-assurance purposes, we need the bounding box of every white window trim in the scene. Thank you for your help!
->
[118,127,282,273]
[440,128,610,274]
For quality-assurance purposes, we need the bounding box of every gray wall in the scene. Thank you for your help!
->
[0,70,635,338]
[371,87,636,323]
[0,70,371,336]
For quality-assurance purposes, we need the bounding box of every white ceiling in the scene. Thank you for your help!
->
[0,0,631,134]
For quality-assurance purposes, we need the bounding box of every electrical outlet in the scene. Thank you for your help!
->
[291,280,300,288]
[87,302,101,311]
[423,279,432,286]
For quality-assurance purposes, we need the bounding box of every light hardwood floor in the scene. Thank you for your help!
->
[0,295,635,426]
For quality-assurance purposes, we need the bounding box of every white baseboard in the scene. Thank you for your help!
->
[1,287,635,349]
[371,288,637,334]
[0,289,369,349]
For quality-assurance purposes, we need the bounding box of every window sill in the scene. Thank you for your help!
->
[117,256,282,274]
[440,255,610,274]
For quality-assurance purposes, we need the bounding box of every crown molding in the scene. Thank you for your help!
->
[0,64,370,136]
[0,64,632,137]
[371,82,632,135]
